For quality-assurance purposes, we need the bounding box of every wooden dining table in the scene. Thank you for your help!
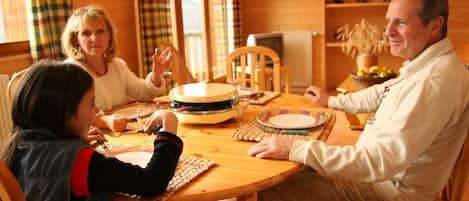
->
[109,93,350,201]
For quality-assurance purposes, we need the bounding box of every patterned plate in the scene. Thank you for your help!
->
[256,108,327,129]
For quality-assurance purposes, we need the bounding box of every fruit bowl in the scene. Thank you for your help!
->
[351,66,397,85]
[351,73,396,85]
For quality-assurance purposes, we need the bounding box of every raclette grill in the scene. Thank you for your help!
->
[170,99,235,113]
[168,83,238,124]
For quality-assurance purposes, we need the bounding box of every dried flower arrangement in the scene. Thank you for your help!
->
[336,19,388,58]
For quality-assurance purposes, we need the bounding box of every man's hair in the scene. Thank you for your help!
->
[419,0,448,38]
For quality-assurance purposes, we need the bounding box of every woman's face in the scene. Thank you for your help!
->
[77,19,110,59]
[67,85,98,138]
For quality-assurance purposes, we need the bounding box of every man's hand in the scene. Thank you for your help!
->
[247,136,293,160]
[304,85,329,107]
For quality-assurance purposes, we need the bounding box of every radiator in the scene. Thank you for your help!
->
[0,74,13,147]
[282,31,316,94]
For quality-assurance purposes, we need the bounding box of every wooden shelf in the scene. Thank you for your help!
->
[326,42,342,47]
[326,2,389,8]
[326,42,390,48]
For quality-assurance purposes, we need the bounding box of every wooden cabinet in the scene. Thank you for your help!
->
[323,0,403,90]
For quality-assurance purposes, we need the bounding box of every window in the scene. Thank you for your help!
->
[181,0,207,80]
[0,1,29,43]
[172,0,239,82]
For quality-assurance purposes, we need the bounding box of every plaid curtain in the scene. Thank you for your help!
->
[27,0,72,61]
[137,0,173,77]
[211,0,242,78]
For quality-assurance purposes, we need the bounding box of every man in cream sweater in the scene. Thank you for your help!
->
[248,0,469,200]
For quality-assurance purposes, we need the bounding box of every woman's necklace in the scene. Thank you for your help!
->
[87,61,107,77]
[92,67,107,76]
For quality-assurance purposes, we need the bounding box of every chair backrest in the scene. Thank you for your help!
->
[7,68,29,100]
[0,160,26,201]
[160,44,197,86]
[438,129,469,201]
[0,75,13,148]
[226,46,290,93]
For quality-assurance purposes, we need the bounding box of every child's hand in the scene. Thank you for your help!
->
[84,126,107,145]
[143,110,178,134]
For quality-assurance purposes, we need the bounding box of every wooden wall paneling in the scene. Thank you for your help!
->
[0,41,32,75]
[0,54,32,76]
[72,0,139,76]
[324,4,402,90]
[324,6,388,43]
[2,0,468,81]
[326,47,355,88]
[242,0,469,91]
[455,44,469,64]
[448,0,469,64]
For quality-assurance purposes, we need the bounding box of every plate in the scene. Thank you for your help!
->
[256,108,326,129]
[115,151,152,168]
[238,87,258,98]
[113,106,155,119]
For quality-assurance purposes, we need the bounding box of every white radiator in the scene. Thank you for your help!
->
[282,31,316,94]
[0,74,13,148]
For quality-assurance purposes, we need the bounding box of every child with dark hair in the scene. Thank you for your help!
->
[0,61,183,201]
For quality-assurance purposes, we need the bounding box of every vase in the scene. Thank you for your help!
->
[355,54,378,71]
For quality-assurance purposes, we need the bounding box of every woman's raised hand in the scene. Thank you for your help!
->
[152,47,172,75]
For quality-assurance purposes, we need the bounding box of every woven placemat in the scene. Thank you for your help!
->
[115,156,215,200]
[166,156,215,192]
[232,109,335,142]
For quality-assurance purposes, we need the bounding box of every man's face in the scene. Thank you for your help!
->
[385,0,442,60]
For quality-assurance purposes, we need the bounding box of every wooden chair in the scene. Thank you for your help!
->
[7,68,29,100]
[1,75,13,148]
[226,46,291,93]
[0,160,26,201]
[159,44,197,86]
[436,129,469,201]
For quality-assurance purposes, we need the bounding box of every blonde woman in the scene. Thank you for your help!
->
[62,6,171,132]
